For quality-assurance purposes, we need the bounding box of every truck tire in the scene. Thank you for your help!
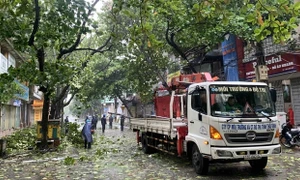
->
[141,134,153,154]
[192,144,209,175]
[249,157,268,171]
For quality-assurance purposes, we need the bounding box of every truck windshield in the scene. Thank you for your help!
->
[210,85,275,118]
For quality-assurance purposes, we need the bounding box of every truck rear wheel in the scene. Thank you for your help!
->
[141,134,154,154]
[192,144,209,175]
[249,157,268,171]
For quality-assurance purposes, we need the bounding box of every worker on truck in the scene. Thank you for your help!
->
[225,96,242,112]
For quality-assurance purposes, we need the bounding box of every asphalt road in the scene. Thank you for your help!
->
[1,123,300,180]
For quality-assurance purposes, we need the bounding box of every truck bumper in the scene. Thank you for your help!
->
[210,144,281,160]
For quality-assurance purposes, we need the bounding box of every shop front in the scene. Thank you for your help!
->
[0,80,29,137]
[32,100,43,124]
[242,53,300,124]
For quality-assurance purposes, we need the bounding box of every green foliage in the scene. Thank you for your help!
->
[80,0,297,103]
[66,122,84,147]
[0,0,112,125]
[0,73,22,103]
[95,148,109,157]
[0,0,93,51]
[2,0,299,117]
[79,155,88,161]
[3,126,37,154]
[114,0,300,60]
[56,138,68,151]
[64,156,76,165]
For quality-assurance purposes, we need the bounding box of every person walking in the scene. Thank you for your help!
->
[64,116,69,134]
[101,115,107,133]
[109,115,113,129]
[94,114,99,129]
[91,115,96,130]
[81,116,93,149]
[120,115,125,131]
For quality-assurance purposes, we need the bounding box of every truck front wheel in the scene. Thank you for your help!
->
[249,157,268,171]
[192,144,209,175]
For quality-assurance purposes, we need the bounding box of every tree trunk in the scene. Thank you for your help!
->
[49,99,63,119]
[41,92,50,148]
[116,95,133,117]
[124,102,133,117]
[49,104,56,120]
[49,86,65,120]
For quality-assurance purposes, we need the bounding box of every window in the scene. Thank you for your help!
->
[191,89,207,114]
[282,85,291,103]
[210,85,275,117]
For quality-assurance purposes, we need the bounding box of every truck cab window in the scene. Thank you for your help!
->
[191,89,207,114]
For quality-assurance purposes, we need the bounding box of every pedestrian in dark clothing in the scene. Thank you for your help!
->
[65,116,69,134]
[101,115,107,133]
[109,115,113,129]
[91,115,96,130]
[94,114,99,129]
[82,116,93,149]
[120,115,125,131]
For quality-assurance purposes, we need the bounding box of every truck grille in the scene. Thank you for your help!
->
[224,132,274,143]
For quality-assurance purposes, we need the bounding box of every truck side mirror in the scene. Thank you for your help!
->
[270,88,277,103]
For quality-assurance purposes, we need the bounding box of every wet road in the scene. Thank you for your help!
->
[1,123,300,180]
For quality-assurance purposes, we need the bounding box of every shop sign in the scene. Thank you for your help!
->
[13,99,21,107]
[244,53,300,80]
[14,80,29,101]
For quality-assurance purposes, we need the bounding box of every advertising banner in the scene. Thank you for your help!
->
[222,34,239,81]
[244,53,300,80]
[14,80,29,101]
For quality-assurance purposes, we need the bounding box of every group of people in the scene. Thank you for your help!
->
[81,114,126,149]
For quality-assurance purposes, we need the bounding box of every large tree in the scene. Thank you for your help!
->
[113,0,300,76]
[74,3,172,110]
[0,0,113,148]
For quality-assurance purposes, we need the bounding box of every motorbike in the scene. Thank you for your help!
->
[280,122,300,148]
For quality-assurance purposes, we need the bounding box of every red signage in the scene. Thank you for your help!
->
[243,53,300,80]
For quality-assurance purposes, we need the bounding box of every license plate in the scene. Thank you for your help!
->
[243,154,262,160]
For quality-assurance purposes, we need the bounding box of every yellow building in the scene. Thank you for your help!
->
[32,100,43,123]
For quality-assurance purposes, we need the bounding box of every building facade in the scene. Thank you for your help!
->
[222,35,300,125]
[0,39,34,138]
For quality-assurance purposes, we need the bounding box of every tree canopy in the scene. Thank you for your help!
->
[71,0,300,108]
[0,0,116,146]
[112,0,300,71]
[1,0,300,114]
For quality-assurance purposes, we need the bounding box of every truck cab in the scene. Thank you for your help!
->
[185,81,281,174]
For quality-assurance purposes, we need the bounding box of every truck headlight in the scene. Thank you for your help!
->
[272,147,281,154]
[210,126,223,140]
[216,150,233,157]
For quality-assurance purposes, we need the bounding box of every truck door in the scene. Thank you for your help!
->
[188,87,210,154]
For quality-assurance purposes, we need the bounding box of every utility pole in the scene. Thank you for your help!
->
[254,41,268,83]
